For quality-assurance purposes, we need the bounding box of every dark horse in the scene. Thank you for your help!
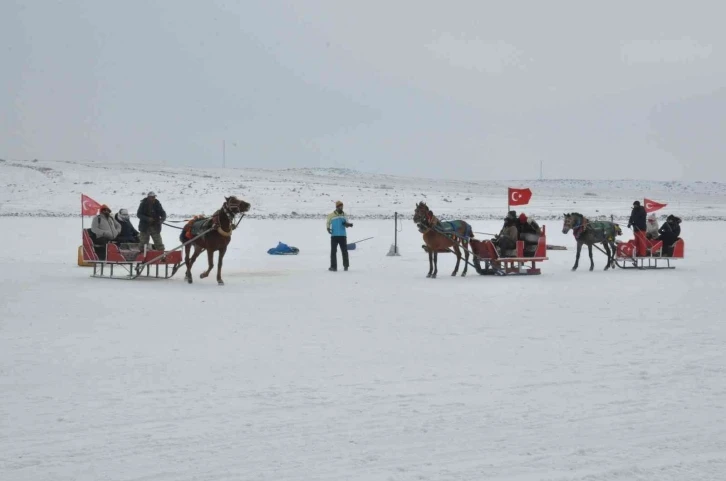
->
[413,202,474,278]
[181,196,251,285]
[562,212,621,271]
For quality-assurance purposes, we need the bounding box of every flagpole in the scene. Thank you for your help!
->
[81,194,84,231]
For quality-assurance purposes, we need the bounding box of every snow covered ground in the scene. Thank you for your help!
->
[3,158,726,221]
[2,213,726,480]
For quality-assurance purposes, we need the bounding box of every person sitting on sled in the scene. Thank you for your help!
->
[516,213,542,240]
[658,215,681,256]
[493,216,518,255]
[645,214,659,240]
[114,208,140,244]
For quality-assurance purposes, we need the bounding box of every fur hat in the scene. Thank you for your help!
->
[519,213,527,223]
[147,191,156,197]
[118,208,130,221]
[647,214,657,222]
[99,204,110,213]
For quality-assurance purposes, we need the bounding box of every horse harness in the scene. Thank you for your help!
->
[214,199,245,237]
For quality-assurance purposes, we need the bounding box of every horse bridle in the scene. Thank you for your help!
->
[216,199,247,237]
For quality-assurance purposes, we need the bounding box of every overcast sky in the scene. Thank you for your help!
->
[2,0,724,181]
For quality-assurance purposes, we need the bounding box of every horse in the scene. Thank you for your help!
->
[181,196,251,285]
[561,212,621,271]
[413,202,474,278]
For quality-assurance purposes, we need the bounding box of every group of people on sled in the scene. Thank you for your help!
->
[89,191,167,259]
[493,210,542,256]
[627,200,682,257]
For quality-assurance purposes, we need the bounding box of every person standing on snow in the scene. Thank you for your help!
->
[137,191,167,251]
[326,200,353,271]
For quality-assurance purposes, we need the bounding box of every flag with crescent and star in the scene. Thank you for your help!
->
[644,198,667,213]
[81,194,102,216]
[508,187,532,207]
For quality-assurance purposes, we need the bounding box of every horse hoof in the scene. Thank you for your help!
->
[589,267,594,271]
[461,272,467,277]
[426,274,432,278]
[571,267,577,271]
[200,273,207,279]
[218,281,224,286]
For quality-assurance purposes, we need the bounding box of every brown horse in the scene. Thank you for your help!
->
[181,196,250,285]
[413,202,474,278]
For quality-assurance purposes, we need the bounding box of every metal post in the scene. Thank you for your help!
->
[394,212,398,254]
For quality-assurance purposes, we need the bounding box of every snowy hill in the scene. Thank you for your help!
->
[2,158,726,221]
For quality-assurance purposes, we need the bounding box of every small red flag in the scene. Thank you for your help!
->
[508,187,532,206]
[644,198,667,213]
[81,194,102,216]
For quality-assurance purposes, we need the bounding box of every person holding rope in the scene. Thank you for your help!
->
[327,200,353,271]
[137,191,166,251]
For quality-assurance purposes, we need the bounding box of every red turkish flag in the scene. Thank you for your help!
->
[644,198,667,213]
[81,194,102,215]
[508,187,532,206]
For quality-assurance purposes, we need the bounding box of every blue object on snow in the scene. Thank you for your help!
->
[267,242,299,255]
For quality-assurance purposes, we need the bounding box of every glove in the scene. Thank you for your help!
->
[327,228,332,234]
[345,223,353,227]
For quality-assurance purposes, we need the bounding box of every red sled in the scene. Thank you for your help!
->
[614,237,685,270]
[81,229,183,280]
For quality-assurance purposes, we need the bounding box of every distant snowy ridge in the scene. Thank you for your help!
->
[2,158,725,221]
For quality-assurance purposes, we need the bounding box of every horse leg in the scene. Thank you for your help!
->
[184,245,192,283]
[603,242,611,270]
[185,245,204,284]
[572,242,582,271]
[432,252,438,278]
[588,244,594,271]
[427,248,433,278]
[461,241,469,277]
[451,243,461,276]
[216,247,227,286]
[200,248,215,279]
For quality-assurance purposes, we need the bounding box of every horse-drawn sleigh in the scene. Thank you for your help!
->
[413,202,549,277]
[561,212,685,271]
[80,196,250,283]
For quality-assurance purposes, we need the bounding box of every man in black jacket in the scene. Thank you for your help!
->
[137,191,166,250]
[628,200,647,256]
[628,201,647,232]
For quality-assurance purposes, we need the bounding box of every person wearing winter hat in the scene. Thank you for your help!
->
[137,191,166,250]
[326,200,353,271]
[91,204,121,260]
[114,208,140,243]
[645,213,659,240]
[517,212,542,238]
